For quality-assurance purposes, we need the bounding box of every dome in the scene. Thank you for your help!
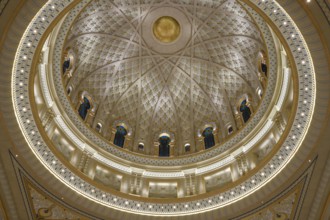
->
[61,0,268,157]
[1,0,329,219]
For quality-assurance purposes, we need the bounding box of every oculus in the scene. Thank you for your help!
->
[153,16,180,43]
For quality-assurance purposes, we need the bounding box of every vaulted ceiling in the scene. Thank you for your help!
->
[0,0,329,220]
[65,0,265,149]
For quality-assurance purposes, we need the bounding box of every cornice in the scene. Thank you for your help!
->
[0,0,328,219]
[10,0,317,216]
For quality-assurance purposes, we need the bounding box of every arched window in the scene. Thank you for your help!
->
[240,100,251,123]
[63,57,70,74]
[159,136,170,157]
[257,87,263,98]
[114,126,127,148]
[78,97,91,120]
[67,86,72,95]
[138,143,144,151]
[258,50,267,77]
[228,126,233,134]
[261,61,267,76]
[185,144,191,152]
[96,123,102,133]
[202,127,215,149]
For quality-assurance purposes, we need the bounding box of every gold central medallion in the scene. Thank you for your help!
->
[153,16,180,43]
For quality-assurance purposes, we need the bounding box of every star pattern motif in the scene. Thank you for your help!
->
[65,0,266,153]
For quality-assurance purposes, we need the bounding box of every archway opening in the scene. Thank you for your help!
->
[202,127,215,149]
[78,97,91,120]
[159,136,170,157]
[114,126,127,148]
[240,100,251,123]
[62,57,70,74]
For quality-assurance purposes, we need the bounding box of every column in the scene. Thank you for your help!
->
[69,149,82,168]
[82,155,96,179]
[196,137,204,152]
[120,175,130,194]
[177,179,185,198]
[235,112,243,129]
[43,109,56,138]
[141,179,149,197]
[197,176,206,194]
[234,153,249,177]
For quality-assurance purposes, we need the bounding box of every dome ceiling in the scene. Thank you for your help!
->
[8,0,320,218]
[64,0,266,153]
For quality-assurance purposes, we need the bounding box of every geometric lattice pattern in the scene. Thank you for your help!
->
[11,0,316,215]
[66,0,265,151]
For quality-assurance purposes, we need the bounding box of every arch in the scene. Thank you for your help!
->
[112,121,132,136]
[67,86,73,96]
[110,121,132,149]
[227,125,233,135]
[77,91,96,110]
[158,135,171,157]
[96,123,102,133]
[78,96,91,120]
[62,47,75,75]
[62,57,71,74]
[258,50,268,76]
[261,62,267,76]
[184,143,191,152]
[202,127,215,149]
[240,99,251,123]
[76,92,97,125]
[113,126,127,148]
[138,143,144,151]
[257,87,263,98]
